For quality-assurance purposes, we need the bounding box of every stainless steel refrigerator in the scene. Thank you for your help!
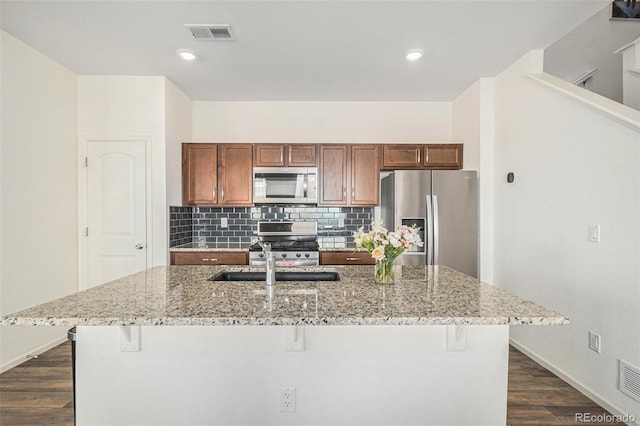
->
[380,170,478,277]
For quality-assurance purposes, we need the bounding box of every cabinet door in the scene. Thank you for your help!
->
[219,144,253,206]
[320,251,375,265]
[288,144,317,166]
[382,145,422,169]
[350,145,379,206]
[171,251,248,265]
[182,143,217,205]
[318,145,348,205]
[254,144,285,166]
[424,144,463,169]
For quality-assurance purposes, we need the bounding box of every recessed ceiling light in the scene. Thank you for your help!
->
[177,49,197,61]
[406,49,424,61]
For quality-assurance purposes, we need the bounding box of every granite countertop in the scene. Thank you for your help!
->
[0,265,568,327]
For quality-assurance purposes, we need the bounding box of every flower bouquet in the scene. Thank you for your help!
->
[353,221,423,284]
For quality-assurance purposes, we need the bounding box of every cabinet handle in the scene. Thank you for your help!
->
[288,149,292,164]
[418,149,421,165]
[221,186,224,200]
[345,257,360,261]
[202,258,219,262]
[352,189,355,199]
[213,187,216,200]
[343,187,347,200]
[424,148,429,164]
[280,150,284,164]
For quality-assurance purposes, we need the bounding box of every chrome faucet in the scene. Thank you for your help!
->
[258,241,276,286]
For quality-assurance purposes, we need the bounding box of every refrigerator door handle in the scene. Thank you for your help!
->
[426,195,434,266]
[433,195,439,266]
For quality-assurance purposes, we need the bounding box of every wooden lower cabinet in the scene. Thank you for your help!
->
[320,251,375,265]
[170,251,248,265]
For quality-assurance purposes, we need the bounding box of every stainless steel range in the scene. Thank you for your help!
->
[249,221,319,267]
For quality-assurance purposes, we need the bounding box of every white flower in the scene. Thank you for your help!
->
[371,246,386,260]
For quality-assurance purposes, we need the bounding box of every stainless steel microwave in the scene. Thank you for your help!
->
[253,167,318,204]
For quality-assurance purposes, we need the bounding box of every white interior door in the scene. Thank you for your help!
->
[87,141,147,288]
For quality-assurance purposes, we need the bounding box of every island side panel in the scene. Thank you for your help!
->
[76,325,509,426]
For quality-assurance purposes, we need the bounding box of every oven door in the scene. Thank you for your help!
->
[253,167,317,204]
[249,251,319,267]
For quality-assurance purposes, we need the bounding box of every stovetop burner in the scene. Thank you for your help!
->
[249,240,319,252]
[250,221,319,252]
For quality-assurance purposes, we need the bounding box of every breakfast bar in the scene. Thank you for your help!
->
[1,265,568,426]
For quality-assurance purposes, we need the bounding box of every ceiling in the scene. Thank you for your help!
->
[0,0,611,101]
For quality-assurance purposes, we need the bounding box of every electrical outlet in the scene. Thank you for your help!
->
[588,224,600,242]
[337,217,345,228]
[588,331,601,353]
[221,217,228,228]
[279,387,296,413]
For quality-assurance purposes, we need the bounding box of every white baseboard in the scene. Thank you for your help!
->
[510,338,639,426]
[0,336,68,374]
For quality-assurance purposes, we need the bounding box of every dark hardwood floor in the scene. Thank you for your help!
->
[507,346,625,426]
[0,343,73,426]
[0,342,625,425]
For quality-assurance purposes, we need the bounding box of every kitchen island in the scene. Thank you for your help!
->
[1,265,568,426]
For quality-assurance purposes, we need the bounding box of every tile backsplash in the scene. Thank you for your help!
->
[169,205,374,248]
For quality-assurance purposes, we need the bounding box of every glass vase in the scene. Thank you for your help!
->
[374,259,395,284]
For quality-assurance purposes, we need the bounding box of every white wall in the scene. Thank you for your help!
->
[622,38,640,110]
[192,101,452,142]
[164,78,192,208]
[76,325,509,426]
[493,51,640,421]
[78,76,168,267]
[452,79,495,282]
[0,31,79,370]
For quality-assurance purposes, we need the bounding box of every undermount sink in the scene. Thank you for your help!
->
[210,271,340,282]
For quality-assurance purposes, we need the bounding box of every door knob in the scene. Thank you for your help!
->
[134,243,145,250]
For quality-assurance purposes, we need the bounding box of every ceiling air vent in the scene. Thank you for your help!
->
[185,24,235,40]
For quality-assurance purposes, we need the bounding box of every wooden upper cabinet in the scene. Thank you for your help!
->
[183,143,253,206]
[350,145,379,206]
[382,145,422,169]
[319,144,379,207]
[424,144,463,169]
[254,144,285,166]
[318,145,348,205]
[382,144,463,170]
[182,143,218,205]
[254,144,317,167]
[288,144,317,166]
[218,144,253,205]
